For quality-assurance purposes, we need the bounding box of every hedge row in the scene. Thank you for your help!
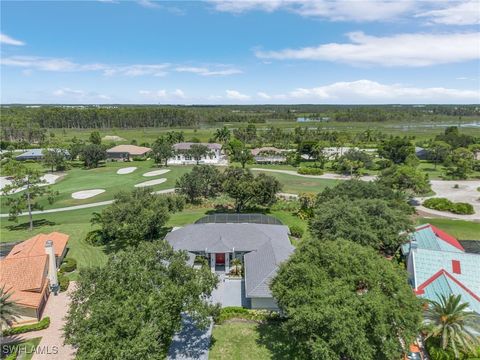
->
[214,306,274,324]
[297,167,324,175]
[423,198,475,215]
[58,272,70,292]
[2,317,50,336]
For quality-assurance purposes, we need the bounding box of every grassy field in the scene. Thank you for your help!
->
[0,161,193,211]
[48,118,480,144]
[251,169,340,194]
[209,321,298,360]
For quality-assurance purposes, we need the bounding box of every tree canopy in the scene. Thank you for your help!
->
[378,136,415,164]
[222,167,282,212]
[309,197,412,255]
[175,165,223,203]
[64,240,218,360]
[378,165,431,195]
[271,239,422,360]
[90,188,184,249]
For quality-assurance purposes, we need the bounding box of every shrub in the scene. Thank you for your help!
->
[423,198,475,215]
[298,167,323,175]
[214,306,274,324]
[450,202,475,215]
[423,198,453,211]
[425,337,480,360]
[289,224,304,238]
[2,317,50,336]
[58,272,70,292]
[132,156,147,161]
[60,258,77,273]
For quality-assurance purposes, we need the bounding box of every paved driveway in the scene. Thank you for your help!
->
[168,314,212,360]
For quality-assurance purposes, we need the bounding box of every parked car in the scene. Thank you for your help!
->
[404,344,423,360]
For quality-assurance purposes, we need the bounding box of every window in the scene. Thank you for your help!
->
[452,260,461,274]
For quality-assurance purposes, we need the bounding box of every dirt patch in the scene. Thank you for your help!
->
[102,135,126,142]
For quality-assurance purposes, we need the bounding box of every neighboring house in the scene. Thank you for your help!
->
[0,232,69,324]
[415,146,429,160]
[106,144,152,161]
[165,215,293,310]
[251,147,288,164]
[168,142,225,165]
[15,148,70,161]
[402,224,480,313]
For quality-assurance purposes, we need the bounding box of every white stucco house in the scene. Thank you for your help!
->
[167,142,227,165]
[164,214,293,310]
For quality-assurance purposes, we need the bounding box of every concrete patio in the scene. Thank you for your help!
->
[210,274,250,308]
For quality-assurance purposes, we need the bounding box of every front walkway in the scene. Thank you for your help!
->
[211,275,250,308]
[167,314,212,360]
[2,282,76,360]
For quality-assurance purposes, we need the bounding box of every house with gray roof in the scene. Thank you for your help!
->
[165,221,294,310]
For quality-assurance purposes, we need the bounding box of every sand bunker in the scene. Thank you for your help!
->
[103,135,126,142]
[1,174,61,195]
[134,178,167,187]
[117,167,137,175]
[143,169,171,177]
[71,189,106,199]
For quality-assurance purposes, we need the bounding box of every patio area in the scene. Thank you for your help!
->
[210,274,250,308]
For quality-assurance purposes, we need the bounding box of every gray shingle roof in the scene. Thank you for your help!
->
[173,142,222,151]
[165,223,293,298]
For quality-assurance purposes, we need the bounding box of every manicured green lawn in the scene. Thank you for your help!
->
[0,207,108,270]
[251,169,340,194]
[416,218,480,240]
[0,161,193,211]
[1,337,42,360]
[209,321,298,360]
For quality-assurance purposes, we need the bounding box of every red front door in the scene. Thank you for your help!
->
[215,253,225,265]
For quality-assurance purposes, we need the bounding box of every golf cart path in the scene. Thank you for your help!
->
[251,168,376,181]
[0,189,175,217]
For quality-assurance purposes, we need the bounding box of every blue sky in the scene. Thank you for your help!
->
[1,0,479,104]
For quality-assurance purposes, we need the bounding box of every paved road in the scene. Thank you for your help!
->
[168,314,212,360]
[0,189,176,218]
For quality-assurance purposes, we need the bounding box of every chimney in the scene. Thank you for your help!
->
[45,240,58,289]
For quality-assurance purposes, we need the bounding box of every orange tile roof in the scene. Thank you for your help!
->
[106,144,151,155]
[0,255,48,308]
[6,232,69,260]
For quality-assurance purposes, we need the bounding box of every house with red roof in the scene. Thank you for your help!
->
[0,232,69,324]
[402,224,480,313]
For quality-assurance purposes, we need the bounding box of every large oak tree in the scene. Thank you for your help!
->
[272,239,422,360]
[64,241,218,360]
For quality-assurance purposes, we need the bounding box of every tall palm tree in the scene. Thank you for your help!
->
[214,126,231,145]
[0,285,20,330]
[424,294,480,357]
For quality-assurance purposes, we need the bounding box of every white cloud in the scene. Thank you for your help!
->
[139,89,187,101]
[416,1,480,25]
[210,0,416,21]
[53,87,111,101]
[137,0,161,8]
[255,31,480,67]
[257,80,479,103]
[103,64,169,77]
[175,66,242,76]
[0,33,25,46]
[225,90,251,100]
